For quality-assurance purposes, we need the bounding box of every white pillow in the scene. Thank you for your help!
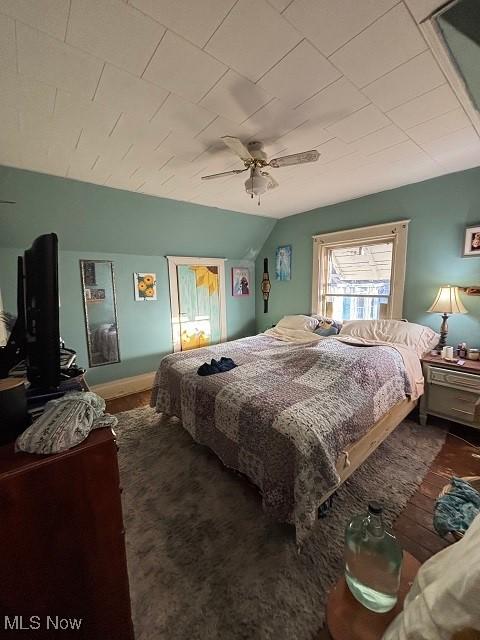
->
[340,319,439,356]
[276,315,319,332]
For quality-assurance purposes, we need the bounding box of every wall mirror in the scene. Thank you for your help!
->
[80,260,120,367]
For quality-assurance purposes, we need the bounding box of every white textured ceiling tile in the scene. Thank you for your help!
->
[406,108,471,145]
[366,139,425,165]
[129,0,236,48]
[64,145,112,185]
[66,0,165,76]
[17,23,104,98]
[0,104,19,135]
[330,4,426,87]
[0,0,70,39]
[143,31,226,103]
[94,64,169,120]
[326,104,390,142]
[200,70,272,124]
[316,137,353,164]
[350,124,408,155]
[435,144,480,174]
[158,130,208,162]
[387,84,460,129]
[0,13,16,72]
[195,116,258,148]
[108,113,171,154]
[205,0,302,82]
[266,0,292,10]
[320,151,369,176]
[0,129,24,168]
[420,126,480,160]
[363,51,446,111]
[151,93,218,137]
[19,111,82,149]
[294,77,370,126]
[258,40,341,108]
[404,0,445,22]
[54,90,122,138]
[276,119,332,153]
[118,147,174,175]
[0,69,55,116]
[76,129,132,164]
[284,0,397,57]
[241,98,306,140]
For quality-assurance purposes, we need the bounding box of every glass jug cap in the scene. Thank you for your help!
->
[368,501,383,515]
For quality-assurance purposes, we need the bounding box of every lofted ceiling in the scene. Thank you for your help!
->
[1,0,480,219]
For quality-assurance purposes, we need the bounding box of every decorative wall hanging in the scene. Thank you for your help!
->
[261,258,271,313]
[463,225,480,256]
[275,245,292,281]
[134,273,157,301]
[83,261,97,286]
[232,267,250,297]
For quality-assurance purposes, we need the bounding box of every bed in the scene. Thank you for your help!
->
[151,319,436,544]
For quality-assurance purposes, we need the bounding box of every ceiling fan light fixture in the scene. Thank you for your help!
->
[245,168,269,197]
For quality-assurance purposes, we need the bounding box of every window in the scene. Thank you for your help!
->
[167,256,227,352]
[312,221,409,322]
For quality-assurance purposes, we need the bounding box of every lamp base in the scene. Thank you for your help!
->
[434,313,449,351]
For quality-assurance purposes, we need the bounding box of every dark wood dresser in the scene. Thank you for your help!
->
[0,428,134,639]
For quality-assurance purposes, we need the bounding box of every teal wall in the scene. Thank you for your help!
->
[0,166,275,385]
[256,167,480,348]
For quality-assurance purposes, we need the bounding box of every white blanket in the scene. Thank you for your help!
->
[263,326,324,344]
[383,513,480,639]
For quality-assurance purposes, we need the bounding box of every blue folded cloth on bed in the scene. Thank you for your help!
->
[197,357,237,376]
[433,476,480,537]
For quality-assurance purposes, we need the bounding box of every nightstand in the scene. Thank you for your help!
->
[420,354,480,429]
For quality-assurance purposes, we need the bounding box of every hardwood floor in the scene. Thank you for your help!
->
[109,392,480,562]
[393,420,480,563]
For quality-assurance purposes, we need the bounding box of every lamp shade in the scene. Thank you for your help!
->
[427,285,467,314]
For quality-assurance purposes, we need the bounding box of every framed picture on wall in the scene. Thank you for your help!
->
[83,261,97,286]
[275,245,292,281]
[134,273,157,301]
[90,288,105,301]
[231,267,250,297]
[464,225,480,256]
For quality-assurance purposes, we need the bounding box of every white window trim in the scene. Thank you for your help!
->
[311,220,409,321]
[167,256,227,353]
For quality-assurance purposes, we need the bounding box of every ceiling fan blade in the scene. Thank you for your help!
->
[201,168,248,181]
[269,149,320,168]
[261,172,279,190]
[0,200,16,204]
[221,136,253,161]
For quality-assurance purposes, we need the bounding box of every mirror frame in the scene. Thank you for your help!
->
[79,259,121,368]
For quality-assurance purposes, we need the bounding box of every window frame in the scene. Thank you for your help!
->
[311,220,409,321]
[167,256,227,353]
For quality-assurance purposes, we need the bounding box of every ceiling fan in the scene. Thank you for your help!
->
[201,137,320,204]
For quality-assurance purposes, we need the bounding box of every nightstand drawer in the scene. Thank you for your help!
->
[428,385,479,423]
[428,366,480,393]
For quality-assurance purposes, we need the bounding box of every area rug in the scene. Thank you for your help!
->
[116,407,446,640]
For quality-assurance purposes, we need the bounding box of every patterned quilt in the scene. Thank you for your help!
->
[150,335,411,543]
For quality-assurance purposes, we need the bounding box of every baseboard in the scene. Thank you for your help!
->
[91,371,156,401]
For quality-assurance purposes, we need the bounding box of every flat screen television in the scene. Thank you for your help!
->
[0,233,61,390]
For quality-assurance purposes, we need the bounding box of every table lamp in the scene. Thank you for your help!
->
[427,285,467,350]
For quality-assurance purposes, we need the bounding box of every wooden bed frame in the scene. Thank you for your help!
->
[319,397,418,508]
